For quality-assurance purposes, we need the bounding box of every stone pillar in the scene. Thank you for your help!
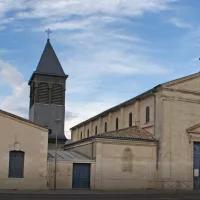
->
[120,107,124,129]
[90,121,93,136]
[135,100,140,125]
[108,112,112,131]
[94,142,103,189]
[75,128,78,141]
[98,117,102,134]
[83,125,85,138]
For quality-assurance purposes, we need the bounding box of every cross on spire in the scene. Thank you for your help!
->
[45,29,52,40]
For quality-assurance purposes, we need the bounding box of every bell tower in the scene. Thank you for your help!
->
[28,38,68,149]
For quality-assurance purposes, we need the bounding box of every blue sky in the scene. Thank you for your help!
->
[0,0,199,138]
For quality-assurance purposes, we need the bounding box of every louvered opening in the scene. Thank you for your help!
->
[30,85,35,107]
[51,84,63,105]
[37,83,49,104]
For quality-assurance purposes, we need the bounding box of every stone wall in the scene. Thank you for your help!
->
[94,140,157,190]
[0,113,48,190]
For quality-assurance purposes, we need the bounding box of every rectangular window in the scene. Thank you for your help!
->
[129,113,132,127]
[87,129,89,138]
[9,151,25,178]
[105,122,107,132]
[95,126,97,135]
[116,118,119,130]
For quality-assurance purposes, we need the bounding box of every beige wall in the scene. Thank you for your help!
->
[47,160,96,189]
[94,140,157,190]
[158,89,200,184]
[71,95,154,142]
[0,113,48,190]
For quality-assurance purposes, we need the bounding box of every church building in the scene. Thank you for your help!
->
[1,37,200,190]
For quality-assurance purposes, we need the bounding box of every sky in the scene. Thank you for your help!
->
[0,0,200,138]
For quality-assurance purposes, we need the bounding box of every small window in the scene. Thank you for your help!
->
[146,106,150,123]
[116,118,119,130]
[95,126,97,135]
[87,129,89,138]
[8,151,25,178]
[105,122,107,132]
[80,132,82,140]
[129,112,132,127]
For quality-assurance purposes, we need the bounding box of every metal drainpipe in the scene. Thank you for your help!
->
[152,89,159,170]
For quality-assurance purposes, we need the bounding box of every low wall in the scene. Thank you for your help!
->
[47,160,96,189]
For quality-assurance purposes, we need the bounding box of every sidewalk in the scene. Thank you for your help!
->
[0,189,198,195]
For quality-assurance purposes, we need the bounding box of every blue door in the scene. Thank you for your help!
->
[194,142,200,190]
[72,163,91,189]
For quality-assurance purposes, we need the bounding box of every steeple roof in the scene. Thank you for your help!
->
[35,39,66,76]
[28,39,68,84]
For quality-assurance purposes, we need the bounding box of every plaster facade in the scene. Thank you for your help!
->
[0,111,48,190]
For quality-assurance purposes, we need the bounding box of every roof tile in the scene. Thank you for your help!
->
[95,126,156,141]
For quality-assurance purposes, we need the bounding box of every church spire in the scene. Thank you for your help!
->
[35,39,66,76]
[29,38,67,84]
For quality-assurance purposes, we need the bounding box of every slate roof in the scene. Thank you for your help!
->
[95,126,156,141]
[28,39,68,84]
[48,150,92,161]
[0,109,49,130]
[36,39,66,76]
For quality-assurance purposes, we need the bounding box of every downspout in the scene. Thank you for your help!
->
[152,87,159,170]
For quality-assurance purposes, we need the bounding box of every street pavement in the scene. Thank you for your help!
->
[0,190,200,200]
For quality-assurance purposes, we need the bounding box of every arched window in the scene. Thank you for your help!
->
[37,83,49,104]
[116,118,119,130]
[105,122,107,133]
[146,106,150,123]
[51,84,63,105]
[87,129,89,138]
[80,132,82,140]
[8,150,25,178]
[122,148,133,172]
[95,126,97,135]
[129,112,132,127]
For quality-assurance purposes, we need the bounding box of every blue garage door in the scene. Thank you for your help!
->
[194,142,200,190]
[72,163,91,189]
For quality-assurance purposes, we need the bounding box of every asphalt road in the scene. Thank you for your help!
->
[0,193,200,200]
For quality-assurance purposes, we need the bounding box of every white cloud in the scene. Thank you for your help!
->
[0,0,180,31]
[169,17,192,29]
[0,49,9,54]
[192,57,199,62]
[0,60,29,117]
[0,0,179,139]
[16,0,179,19]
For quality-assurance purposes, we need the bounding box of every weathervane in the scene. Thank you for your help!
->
[45,29,52,40]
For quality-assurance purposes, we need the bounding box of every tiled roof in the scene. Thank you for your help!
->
[0,109,49,130]
[95,126,156,141]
